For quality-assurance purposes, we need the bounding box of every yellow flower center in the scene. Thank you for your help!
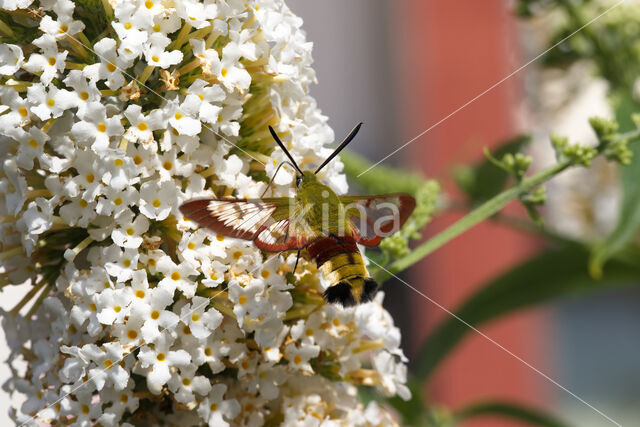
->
[60,24,68,32]
[150,310,160,320]
[162,161,173,170]
[28,139,38,149]
[156,352,165,361]
[79,199,88,209]
[135,290,145,298]
[120,394,128,403]
[233,251,242,260]
[97,122,107,132]
[137,122,148,131]
[18,107,28,117]
[113,305,121,313]
[293,354,302,365]
[89,303,97,312]
[80,91,89,101]
[123,259,131,267]
[204,347,212,356]
[85,173,95,183]
[127,330,138,339]
[151,55,160,63]
[216,235,225,241]
[113,197,122,206]
[106,62,117,73]
[171,271,181,281]
[191,313,199,322]
[261,270,270,279]
[238,295,247,306]
[104,359,113,369]
[221,68,228,77]
[187,242,196,250]
[124,22,132,30]
[126,227,135,236]
[48,57,56,66]
[174,112,182,120]
[114,158,124,167]
[152,199,161,208]
[182,378,191,386]
[47,98,55,107]
[305,328,314,336]
[210,403,218,411]
[81,404,90,414]
[133,155,143,165]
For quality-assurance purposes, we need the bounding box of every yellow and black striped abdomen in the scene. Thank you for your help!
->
[307,235,379,306]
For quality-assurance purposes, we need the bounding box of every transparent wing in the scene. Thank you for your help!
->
[254,218,312,252]
[179,197,293,240]
[339,194,416,246]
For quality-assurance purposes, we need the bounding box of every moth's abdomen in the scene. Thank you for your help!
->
[307,236,379,306]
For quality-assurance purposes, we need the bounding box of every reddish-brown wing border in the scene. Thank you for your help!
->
[340,194,416,246]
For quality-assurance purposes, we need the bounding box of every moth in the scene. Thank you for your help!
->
[180,124,415,306]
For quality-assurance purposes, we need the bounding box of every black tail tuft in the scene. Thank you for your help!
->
[360,278,379,303]
[323,281,356,307]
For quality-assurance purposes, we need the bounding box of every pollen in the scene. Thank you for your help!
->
[89,303,97,312]
[210,403,218,411]
[216,235,225,241]
[150,310,160,320]
[60,24,68,32]
[305,328,314,336]
[209,273,217,280]
[80,91,89,100]
[97,122,107,132]
[153,24,161,32]
[238,295,247,305]
[152,199,161,208]
[293,354,302,365]
[261,270,270,279]
[174,112,182,120]
[332,317,340,327]
[163,161,173,170]
[156,352,165,361]
[28,139,38,148]
[114,197,122,206]
[147,258,156,267]
[145,0,154,8]
[171,271,181,281]
[187,242,196,250]
[123,259,131,267]
[204,347,212,356]
[85,173,95,183]
[81,404,90,414]
[120,394,128,403]
[79,199,88,208]
[104,359,113,369]
[221,68,228,77]
[47,98,55,107]
[114,305,121,313]
[106,62,117,72]
[135,290,145,298]
[137,122,148,131]
[191,313,200,322]
[133,155,143,165]
[124,22,132,30]
[126,227,135,236]
[127,330,138,339]
[232,250,242,260]
[182,377,191,385]
[114,158,124,167]
[152,55,160,63]
[18,107,28,117]
[198,93,204,100]
[48,57,56,66]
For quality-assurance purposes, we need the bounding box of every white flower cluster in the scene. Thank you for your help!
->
[0,0,409,425]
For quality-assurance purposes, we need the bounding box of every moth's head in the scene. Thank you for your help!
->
[296,170,317,188]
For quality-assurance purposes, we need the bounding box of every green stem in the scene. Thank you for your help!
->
[381,160,570,278]
[0,19,15,38]
[377,128,640,281]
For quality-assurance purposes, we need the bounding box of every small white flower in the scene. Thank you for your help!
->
[27,83,77,120]
[96,287,134,325]
[139,180,177,220]
[0,44,24,75]
[111,211,149,248]
[197,384,241,427]
[284,341,320,374]
[144,33,183,69]
[168,365,212,403]
[137,331,191,394]
[179,296,223,339]
[22,34,67,85]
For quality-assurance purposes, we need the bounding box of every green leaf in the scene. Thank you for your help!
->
[455,135,530,205]
[589,93,640,277]
[454,400,569,427]
[415,244,640,381]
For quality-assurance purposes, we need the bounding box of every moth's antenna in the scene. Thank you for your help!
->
[315,122,362,174]
[261,161,295,198]
[269,126,304,175]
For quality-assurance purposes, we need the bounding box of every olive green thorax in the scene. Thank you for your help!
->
[294,171,346,235]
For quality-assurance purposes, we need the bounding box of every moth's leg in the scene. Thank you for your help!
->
[293,249,301,273]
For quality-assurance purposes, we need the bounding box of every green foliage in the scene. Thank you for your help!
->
[453,400,570,427]
[414,244,640,382]
[455,135,531,204]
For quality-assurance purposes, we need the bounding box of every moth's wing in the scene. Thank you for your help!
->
[254,218,313,252]
[339,194,416,246]
[179,197,293,240]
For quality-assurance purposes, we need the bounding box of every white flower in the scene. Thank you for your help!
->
[196,384,241,427]
[168,365,212,403]
[71,102,124,152]
[179,296,223,339]
[111,211,149,248]
[27,83,77,120]
[96,287,134,325]
[144,33,183,68]
[139,180,177,220]
[0,44,24,75]
[137,331,191,393]
[22,34,67,85]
